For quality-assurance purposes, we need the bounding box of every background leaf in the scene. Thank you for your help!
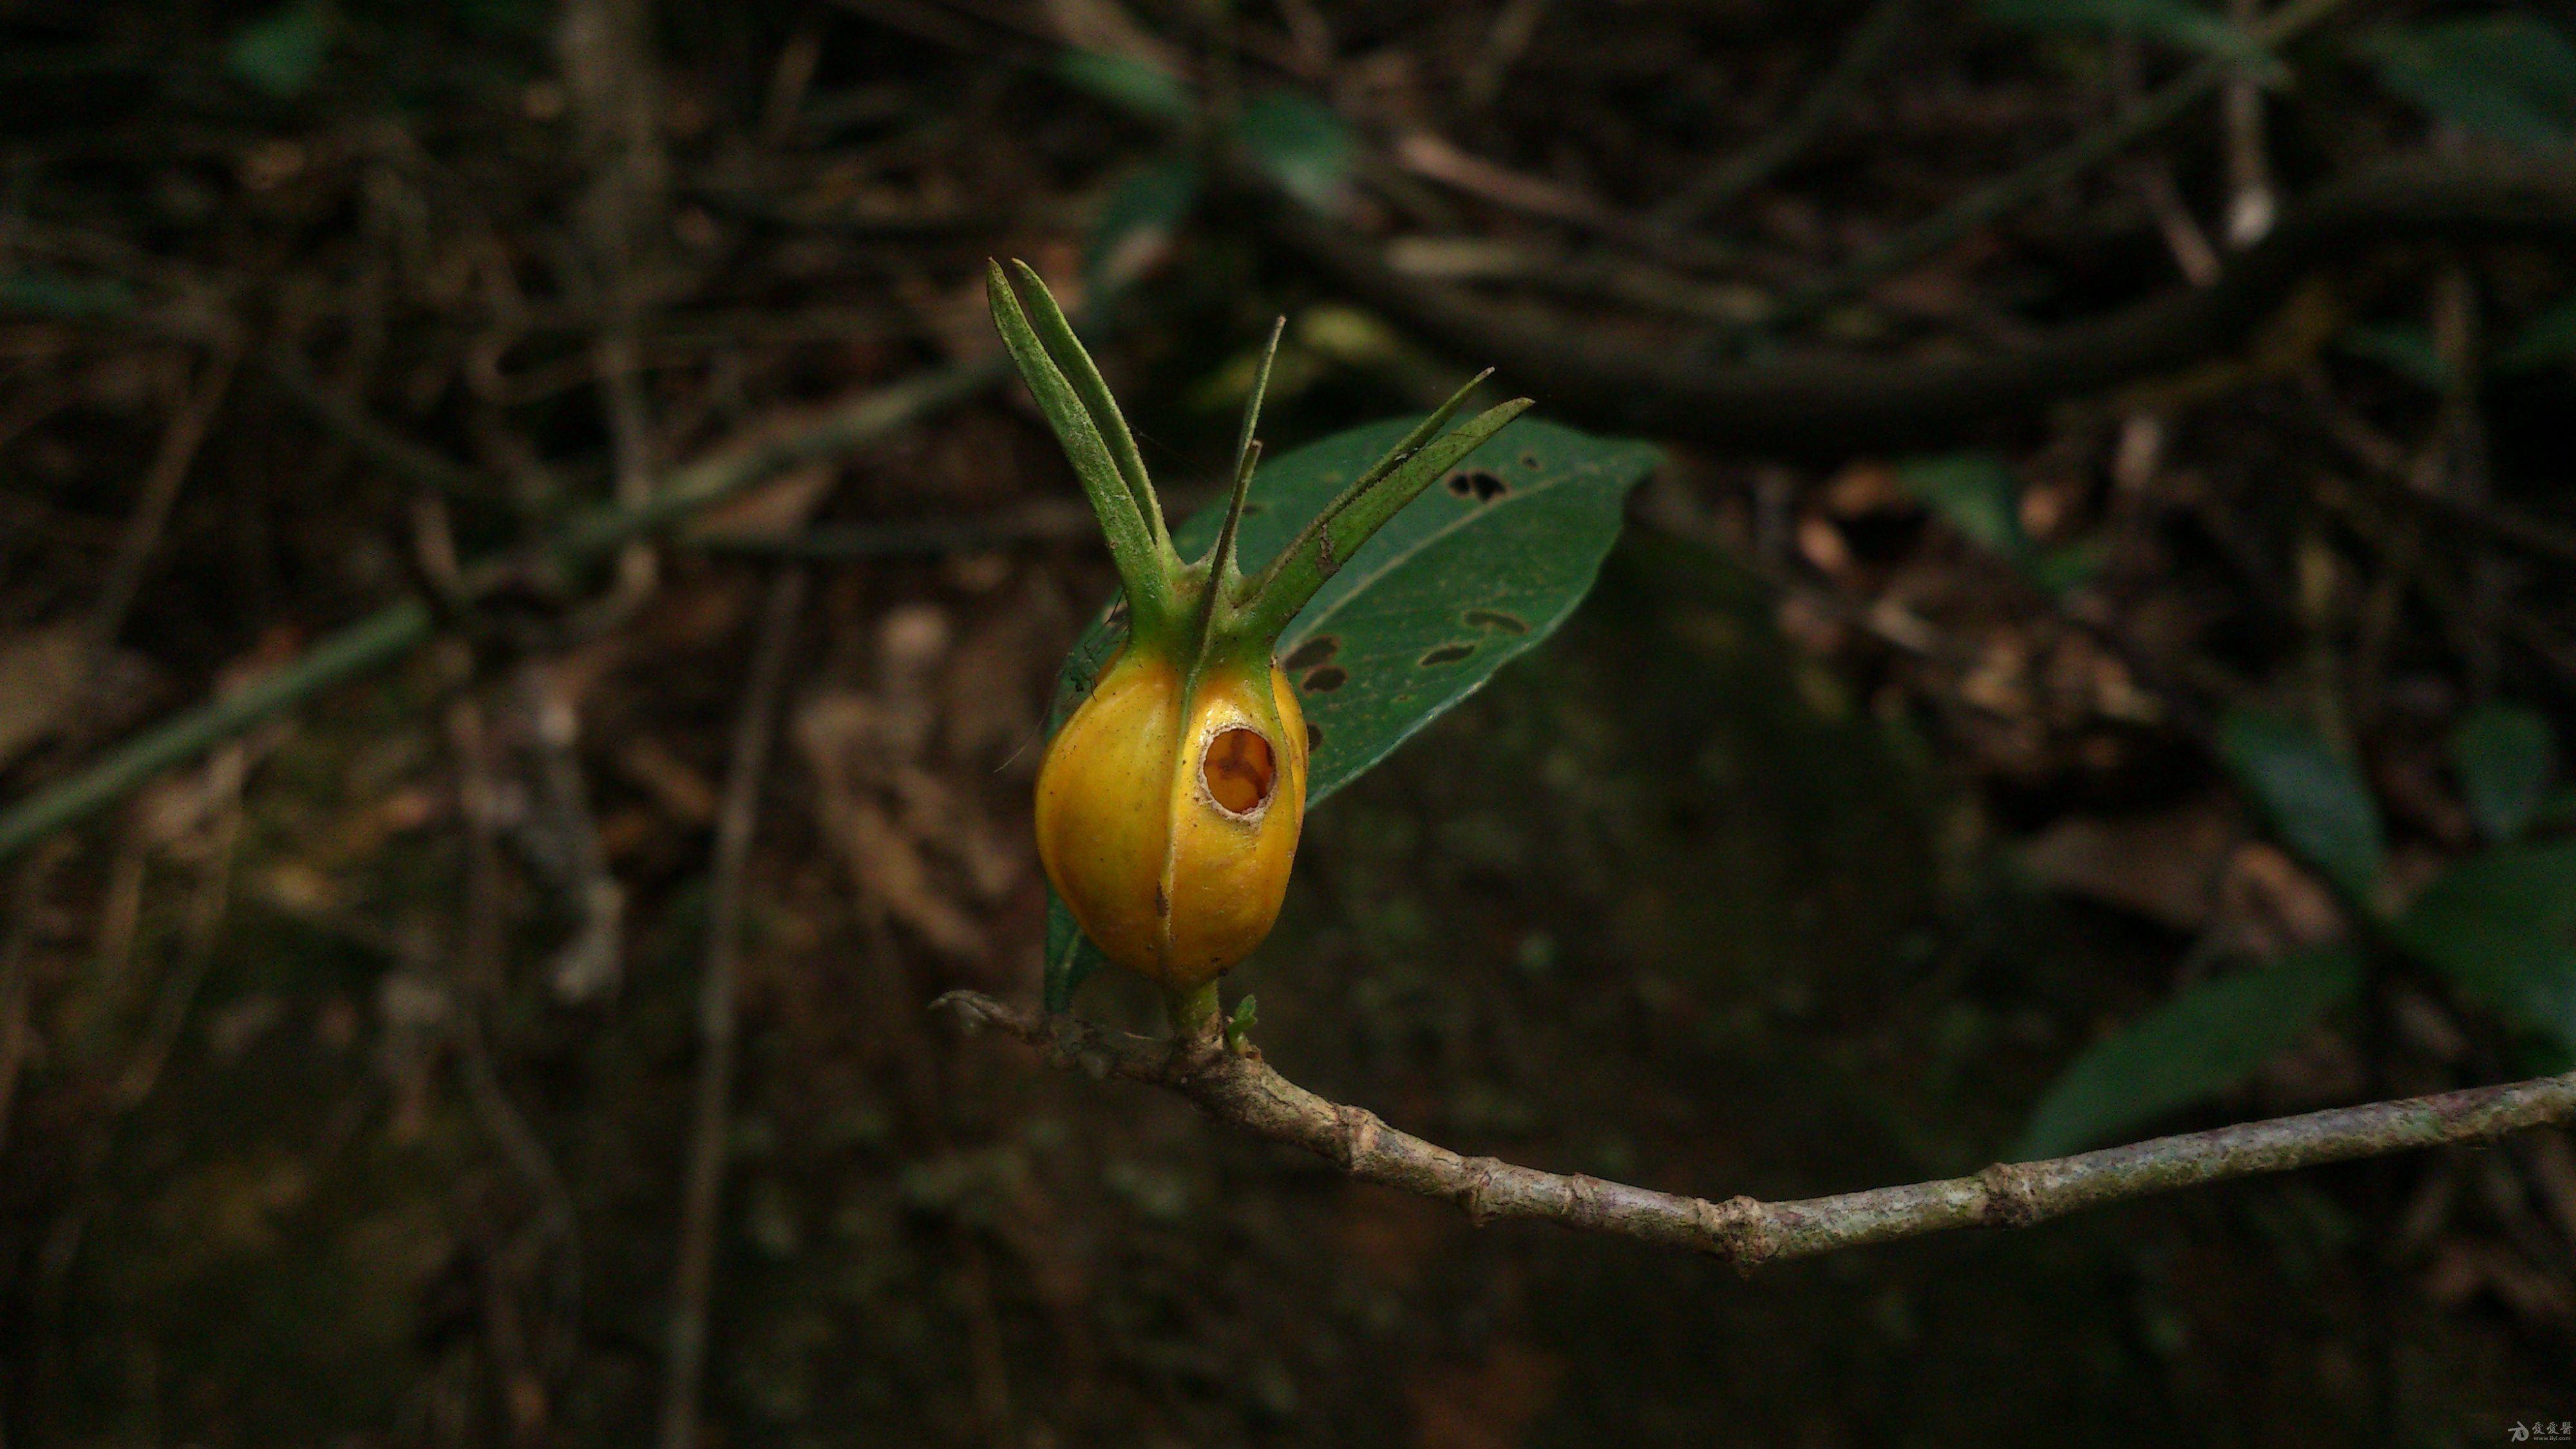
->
[1042,415,1661,1007]
[2451,702,2558,844]
[1984,0,2279,77]
[2497,292,2576,373]
[1050,48,1190,124]
[2014,947,2360,1159]
[2337,322,2451,391]
[0,270,135,320]
[2391,842,2576,1052]
[2357,15,2576,149]
[1044,888,1101,1014]
[2217,708,2385,904]
[227,1,334,100]
[1232,90,1358,213]
[1085,157,1202,292]
[1900,453,2025,559]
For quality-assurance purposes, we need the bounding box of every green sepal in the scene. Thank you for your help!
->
[986,261,1179,635]
[1237,391,1534,643]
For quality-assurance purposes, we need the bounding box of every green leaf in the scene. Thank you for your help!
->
[1044,886,1108,1013]
[227,1,334,100]
[2028,539,2106,596]
[1051,48,1191,124]
[0,270,134,319]
[1232,90,1356,213]
[2338,322,2451,391]
[1041,416,1660,1006]
[2497,292,2576,374]
[1250,417,1660,801]
[1901,453,2026,559]
[2452,703,2558,844]
[2015,947,2361,1159]
[458,0,545,33]
[1984,0,2281,79]
[2357,16,2576,149]
[1086,157,1202,292]
[2391,842,2576,1050]
[2217,708,2385,904]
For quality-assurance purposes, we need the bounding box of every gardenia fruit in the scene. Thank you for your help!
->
[987,258,1526,1021]
[1036,649,1307,990]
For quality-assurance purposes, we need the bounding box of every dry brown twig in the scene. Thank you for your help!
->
[659,568,808,1449]
[1235,149,2576,453]
[0,339,241,1150]
[935,991,2576,1268]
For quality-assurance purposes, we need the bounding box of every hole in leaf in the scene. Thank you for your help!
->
[1444,468,1510,502]
[1419,643,1476,666]
[1305,721,1322,753]
[1519,452,1539,470]
[1203,727,1276,816]
[1241,501,1265,514]
[1283,636,1339,671]
[1302,665,1347,693]
[1463,609,1528,634]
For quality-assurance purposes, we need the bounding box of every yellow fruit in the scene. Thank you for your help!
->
[1035,648,1309,990]
[988,257,1522,1021]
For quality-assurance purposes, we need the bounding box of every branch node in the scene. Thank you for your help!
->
[1335,1104,1383,1172]
[1564,1173,1607,1229]
[1459,1157,1501,1224]
[1976,1162,2043,1228]
[1696,1194,1774,1271]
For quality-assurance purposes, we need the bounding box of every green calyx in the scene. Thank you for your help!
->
[985,259,1531,673]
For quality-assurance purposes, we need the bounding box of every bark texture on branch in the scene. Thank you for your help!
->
[1233,152,2576,454]
[936,990,2576,1268]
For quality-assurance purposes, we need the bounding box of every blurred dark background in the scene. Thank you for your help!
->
[3,0,2575,1443]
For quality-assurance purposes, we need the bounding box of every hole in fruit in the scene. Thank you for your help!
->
[1305,721,1322,752]
[1463,609,1529,634]
[1203,727,1276,816]
[1419,643,1476,665]
[1283,636,1339,670]
[1302,665,1347,693]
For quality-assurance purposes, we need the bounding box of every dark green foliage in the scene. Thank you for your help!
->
[1043,415,1659,1010]
[2016,948,2360,1159]
[2217,708,2385,905]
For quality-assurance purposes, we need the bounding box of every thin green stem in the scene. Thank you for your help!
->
[1217,317,1286,564]
[1186,438,1264,675]
[1163,980,1224,1041]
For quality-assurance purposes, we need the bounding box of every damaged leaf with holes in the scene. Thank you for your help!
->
[1036,355,1661,1012]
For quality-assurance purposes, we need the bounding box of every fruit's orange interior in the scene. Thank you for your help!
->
[1202,727,1276,815]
